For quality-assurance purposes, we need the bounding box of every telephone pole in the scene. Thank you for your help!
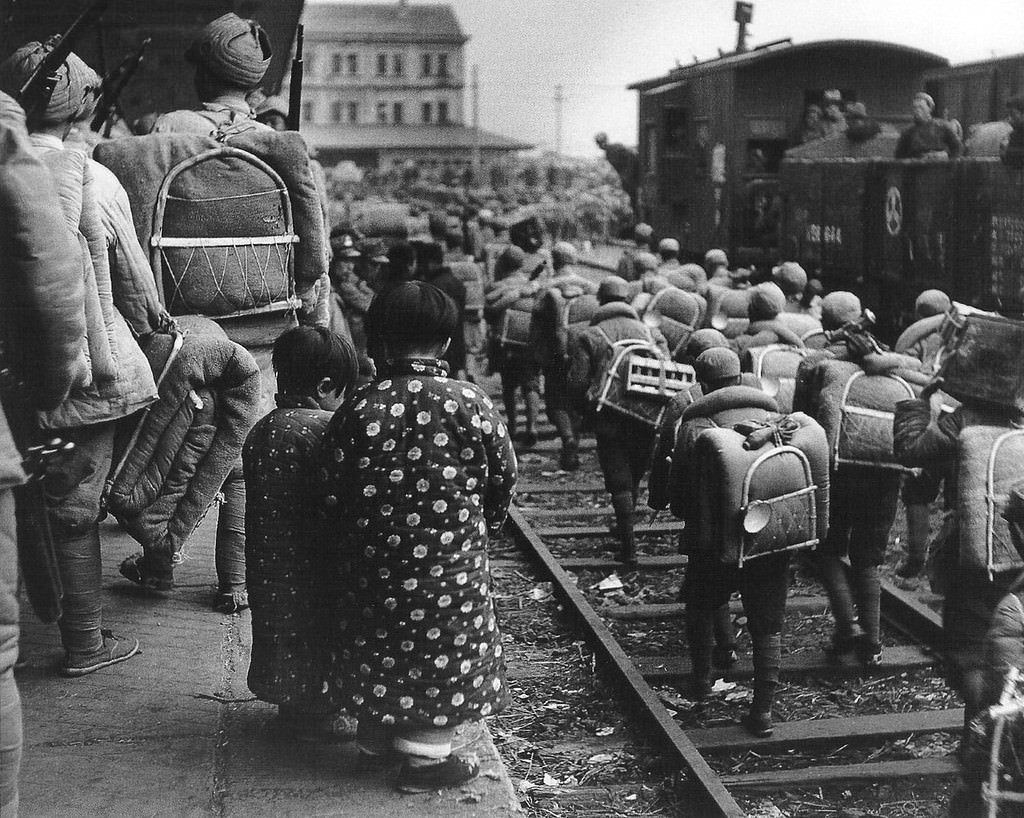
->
[471,64,481,182]
[554,83,564,155]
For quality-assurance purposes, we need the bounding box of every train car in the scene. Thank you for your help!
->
[780,155,1024,333]
[629,39,949,267]
[0,0,303,125]
[925,51,1024,131]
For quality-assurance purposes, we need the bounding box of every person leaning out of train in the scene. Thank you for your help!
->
[649,348,787,737]
[733,282,806,356]
[771,262,821,338]
[843,102,881,144]
[796,102,826,145]
[566,276,668,565]
[616,223,654,282]
[894,92,963,160]
[821,89,847,139]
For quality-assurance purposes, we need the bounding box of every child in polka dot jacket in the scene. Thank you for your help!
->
[242,326,359,741]
[318,282,517,793]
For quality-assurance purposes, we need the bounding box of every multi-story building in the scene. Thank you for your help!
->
[285,1,531,168]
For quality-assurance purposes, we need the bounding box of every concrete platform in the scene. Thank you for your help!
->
[15,514,521,818]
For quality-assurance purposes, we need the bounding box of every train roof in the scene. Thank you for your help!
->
[629,39,949,92]
[301,2,467,44]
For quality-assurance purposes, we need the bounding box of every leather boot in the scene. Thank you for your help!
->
[853,565,882,666]
[745,633,781,737]
[611,492,636,566]
[685,613,715,700]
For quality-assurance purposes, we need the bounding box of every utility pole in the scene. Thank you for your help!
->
[471,64,481,183]
[554,83,564,155]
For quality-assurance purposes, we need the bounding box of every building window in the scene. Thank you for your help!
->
[302,101,314,123]
[346,53,358,75]
[376,102,388,123]
[347,101,359,124]
[393,102,404,125]
[422,102,433,124]
[377,53,387,75]
[393,54,404,77]
[331,53,343,75]
[438,100,449,124]
[436,53,448,79]
[330,101,343,123]
[421,53,433,77]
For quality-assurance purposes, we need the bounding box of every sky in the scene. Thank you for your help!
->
[315,0,1024,156]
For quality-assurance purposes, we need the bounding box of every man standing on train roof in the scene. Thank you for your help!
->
[894,92,963,159]
[152,13,273,137]
[821,90,847,139]
[617,222,654,281]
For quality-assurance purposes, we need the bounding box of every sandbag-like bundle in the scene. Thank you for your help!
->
[105,317,261,564]
[693,411,829,566]
[352,202,410,239]
[449,260,485,314]
[743,345,808,413]
[643,288,706,357]
[813,359,917,471]
[957,424,1024,574]
[705,284,750,339]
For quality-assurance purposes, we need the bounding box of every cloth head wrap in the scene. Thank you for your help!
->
[597,276,631,304]
[0,40,100,125]
[696,348,741,383]
[552,241,577,266]
[821,291,862,331]
[748,282,786,321]
[772,262,807,297]
[686,329,729,360]
[186,13,272,89]
[914,289,951,319]
[634,251,660,273]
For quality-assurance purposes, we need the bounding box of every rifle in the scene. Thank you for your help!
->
[286,24,304,131]
[16,0,111,131]
[91,37,150,136]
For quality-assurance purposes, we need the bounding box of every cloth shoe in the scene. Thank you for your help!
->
[712,645,738,670]
[857,639,883,668]
[396,754,480,793]
[214,589,249,614]
[742,709,774,738]
[559,440,580,471]
[826,622,866,657]
[62,629,140,677]
[119,551,174,591]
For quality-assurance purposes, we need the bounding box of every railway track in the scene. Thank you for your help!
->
[492,423,962,817]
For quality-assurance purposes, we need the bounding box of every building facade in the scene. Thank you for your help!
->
[284,1,530,168]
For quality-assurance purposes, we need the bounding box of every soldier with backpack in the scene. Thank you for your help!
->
[567,276,668,564]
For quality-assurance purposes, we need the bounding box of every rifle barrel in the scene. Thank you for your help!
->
[287,25,304,131]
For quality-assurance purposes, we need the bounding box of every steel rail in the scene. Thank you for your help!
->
[505,504,745,818]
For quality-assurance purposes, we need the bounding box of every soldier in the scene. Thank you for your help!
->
[821,89,847,139]
[656,237,682,274]
[0,88,89,814]
[567,277,667,564]
[531,242,598,471]
[649,348,790,737]
[0,45,164,672]
[127,12,330,611]
[733,282,805,355]
[704,248,731,287]
[617,223,654,282]
[772,262,821,338]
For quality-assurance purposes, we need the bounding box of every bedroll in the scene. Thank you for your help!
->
[743,345,808,413]
[642,288,705,358]
[694,412,829,566]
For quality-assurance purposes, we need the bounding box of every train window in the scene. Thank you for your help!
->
[663,107,688,153]
[744,139,787,175]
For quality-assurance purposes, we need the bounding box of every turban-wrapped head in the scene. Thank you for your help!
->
[0,39,100,125]
[186,13,272,89]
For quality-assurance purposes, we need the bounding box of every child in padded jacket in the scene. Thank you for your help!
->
[242,326,358,741]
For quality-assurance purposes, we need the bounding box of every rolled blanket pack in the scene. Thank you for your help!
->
[105,317,260,567]
[958,424,1024,574]
[813,359,917,471]
[742,345,808,413]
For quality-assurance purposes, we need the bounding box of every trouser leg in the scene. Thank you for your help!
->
[851,564,881,649]
[523,389,540,440]
[47,423,115,655]
[610,491,636,565]
[742,555,789,731]
[815,528,860,641]
[216,460,247,602]
[750,633,782,719]
[685,608,715,696]
[0,669,20,818]
[899,502,931,577]
[501,378,518,439]
[713,604,737,667]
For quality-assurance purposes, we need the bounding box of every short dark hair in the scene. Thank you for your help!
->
[373,281,458,349]
[272,326,358,396]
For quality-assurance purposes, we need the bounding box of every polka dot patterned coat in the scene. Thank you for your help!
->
[318,358,517,729]
[243,395,337,712]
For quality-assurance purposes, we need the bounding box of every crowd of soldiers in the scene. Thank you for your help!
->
[3,10,1024,817]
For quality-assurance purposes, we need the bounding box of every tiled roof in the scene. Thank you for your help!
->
[301,124,533,151]
[301,3,468,44]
